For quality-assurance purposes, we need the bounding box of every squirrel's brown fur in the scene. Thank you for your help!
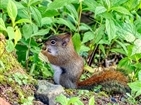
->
[41,33,129,93]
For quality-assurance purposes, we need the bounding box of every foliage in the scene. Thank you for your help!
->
[0,0,141,104]
[55,93,95,105]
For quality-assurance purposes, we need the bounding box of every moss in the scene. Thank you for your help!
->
[0,34,35,104]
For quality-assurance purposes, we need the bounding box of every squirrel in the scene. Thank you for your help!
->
[41,33,129,93]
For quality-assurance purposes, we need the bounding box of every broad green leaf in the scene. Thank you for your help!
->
[28,0,42,6]
[0,18,6,31]
[6,40,15,52]
[79,23,92,31]
[7,26,15,40]
[47,0,75,10]
[105,0,111,10]
[31,29,49,37]
[118,57,135,71]
[72,33,81,53]
[7,0,17,25]
[95,6,107,16]
[0,0,8,9]
[22,24,33,40]
[83,0,97,11]
[30,6,42,27]
[15,19,32,25]
[111,0,128,6]
[41,17,53,26]
[14,27,21,45]
[18,9,30,19]
[68,97,79,104]
[128,81,141,97]
[124,32,135,42]
[132,39,141,55]
[80,45,90,52]
[106,19,116,42]
[89,96,95,105]
[111,6,130,15]
[115,40,128,55]
[42,10,59,17]
[68,97,84,105]
[55,94,68,105]
[94,25,105,44]
[55,18,75,31]
[82,31,94,43]
[32,23,38,33]
[66,4,78,20]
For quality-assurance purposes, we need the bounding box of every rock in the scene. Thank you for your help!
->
[0,97,11,105]
[35,80,64,105]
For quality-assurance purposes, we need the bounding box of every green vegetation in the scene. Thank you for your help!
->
[0,0,141,104]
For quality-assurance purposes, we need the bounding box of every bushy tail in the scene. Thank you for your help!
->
[78,70,129,93]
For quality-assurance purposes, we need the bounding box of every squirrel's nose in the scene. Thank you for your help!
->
[47,48,51,53]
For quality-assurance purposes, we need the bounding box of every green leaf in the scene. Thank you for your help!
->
[118,57,135,72]
[42,9,59,17]
[99,44,106,57]
[72,33,81,53]
[55,94,68,105]
[80,45,90,52]
[95,6,107,16]
[124,32,135,42]
[7,26,15,40]
[66,4,78,20]
[31,29,49,37]
[128,81,141,97]
[68,97,84,105]
[111,0,128,6]
[89,96,95,105]
[15,19,32,25]
[6,40,15,52]
[30,6,42,27]
[82,31,94,43]
[0,18,6,31]
[55,18,76,31]
[47,0,75,10]
[132,39,141,55]
[14,27,22,45]
[94,25,104,44]
[22,24,33,40]
[7,0,17,25]
[41,17,53,26]
[84,0,97,11]
[106,19,116,42]
[115,40,128,55]
[105,0,111,10]
[79,23,92,31]
[111,6,131,15]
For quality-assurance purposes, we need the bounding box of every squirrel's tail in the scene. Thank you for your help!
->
[77,70,130,93]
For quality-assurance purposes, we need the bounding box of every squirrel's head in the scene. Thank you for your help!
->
[41,33,75,65]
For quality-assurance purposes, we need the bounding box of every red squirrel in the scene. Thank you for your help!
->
[41,33,129,93]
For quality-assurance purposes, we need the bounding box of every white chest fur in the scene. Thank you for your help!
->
[51,64,62,84]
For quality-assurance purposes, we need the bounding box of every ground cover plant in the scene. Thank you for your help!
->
[0,0,141,104]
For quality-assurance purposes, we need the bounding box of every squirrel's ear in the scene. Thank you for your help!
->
[62,33,71,47]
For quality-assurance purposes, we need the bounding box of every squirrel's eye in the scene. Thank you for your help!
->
[50,40,56,45]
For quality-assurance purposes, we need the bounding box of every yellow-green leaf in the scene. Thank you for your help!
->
[14,27,21,45]
[0,18,6,31]
[7,0,17,25]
